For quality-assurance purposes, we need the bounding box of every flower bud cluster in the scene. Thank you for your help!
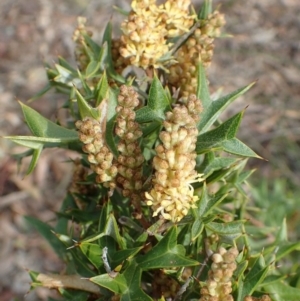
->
[72,17,93,71]
[145,95,203,222]
[152,270,180,299]
[115,85,144,202]
[75,117,117,188]
[160,0,195,38]
[244,295,271,301]
[116,0,195,70]
[168,10,225,99]
[200,247,239,301]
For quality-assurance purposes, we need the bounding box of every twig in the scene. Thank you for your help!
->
[36,273,101,295]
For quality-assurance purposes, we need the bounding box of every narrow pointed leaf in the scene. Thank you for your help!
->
[19,102,78,139]
[198,82,255,132]
[236,255,269,300]
[198,0,212,19]
[90,273,127,294]
[95,71,109,106]
[222,138,261,158]
[105,89,118,157]
[263,281,300,301]
[24,216,67,259]
[196,111,244,154]
[28,83,52,102]
[75,89,100,120]
[80,243,103,269]
[196,63,210,110]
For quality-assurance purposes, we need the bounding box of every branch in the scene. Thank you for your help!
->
[36,273,101,295]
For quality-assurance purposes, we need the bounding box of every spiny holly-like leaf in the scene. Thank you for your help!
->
[196,186,229,218]
[275,241,300,262]
[136,75,171,123]
[85,42,107,79]
[136,227,199,270]
[19,102,78,140]
[95,71,109,106]
[80,243,103,269]
[200,157,240,177]
[196,62,210,111]
[82,33,102,59]
[235,255,269,301]
[90,273,127,295]
[198,82,256,133]
[54,63,78,86]
[196,110,244,154]
[75,88,101,120]
[263,281,300,301]
[121,260,152,301]
[222,138,261,158]
[205,220,245,236]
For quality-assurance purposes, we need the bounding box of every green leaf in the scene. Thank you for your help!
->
[205,220,245,236]
[55,193,77,235]
[198,0,212,19]
[90,273,127,294]
[28,83,52,102]
[136,227,199,270]
[19,102,79,140]
[83,33,102,59]
[274,218,288,243]
[275,241,300,262]
[58,56,77,73]
[222,138,261,158]
[102,22,113,69]
[95,71,109,106]
[199,190,229,218]
[196,62,210,111]
[201,157,240,176]
[105,214,126,250]
[54,63,79,86]
[198,82,255,133]
[75,88,101,120]
[196,111,244,154]
[236,255,269,301]
[25,216,67,259]
[105,89,119,157]
[80,243,103,269]
[263,281,300,301]
[111,247,143,267]
[136,75,171,123]
[121,260,152,301]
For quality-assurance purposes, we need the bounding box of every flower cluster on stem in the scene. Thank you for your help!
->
[168,10,225,98]
[113,0,195,70]
[200,247,239,301]
[115,85,144,207]
[145,95,203,222]
[75,117,118,189]
[73,17,93,71]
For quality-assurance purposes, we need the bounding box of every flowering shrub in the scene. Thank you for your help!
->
[5,0,300,300]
